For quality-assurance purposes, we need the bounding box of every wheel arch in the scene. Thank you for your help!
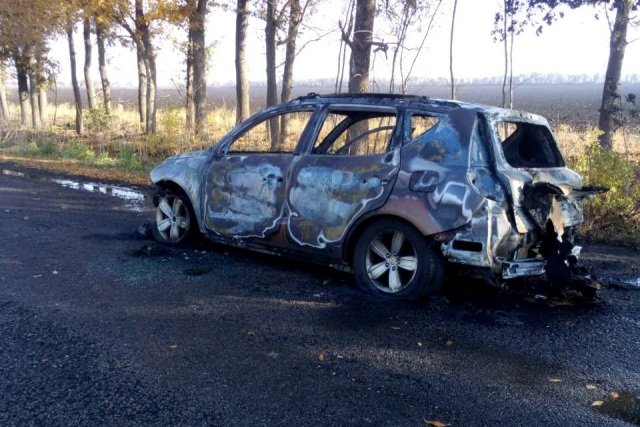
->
[152,180,202,232]
[343,214,432,265]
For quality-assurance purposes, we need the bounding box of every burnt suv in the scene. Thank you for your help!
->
[150,93,602,300]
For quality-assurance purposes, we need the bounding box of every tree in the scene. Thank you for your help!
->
[449,0,458,99]
[83,16,97,110]
[0,0,61,128]
[264,0,282,146]
[261,0,315,149]
[341,0,376,94]
[67,23,84,134]
[524,0,639,150]
[94,14,112,115]
[191,0,208,137]
[111,0,180,134]
[0,62,8,125]
[235,0,250,123]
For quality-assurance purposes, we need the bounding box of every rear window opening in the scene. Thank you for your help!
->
[497,121,565,168]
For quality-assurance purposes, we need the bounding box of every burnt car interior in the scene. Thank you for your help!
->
[499,121,565,168]
[312,111,396,155]
[228,109,314,153]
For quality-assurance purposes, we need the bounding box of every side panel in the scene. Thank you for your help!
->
[204,154,292,238]
[380,108,485,236]
[286,151,399,248]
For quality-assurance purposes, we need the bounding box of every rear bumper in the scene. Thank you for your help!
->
[501,245,582,279]
[502,258,546,279]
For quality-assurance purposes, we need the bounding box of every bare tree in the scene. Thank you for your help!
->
[192,0,208,137]
[0,62,8,125]
[83,16,96,109]
[598,0,633,149]
[67,24,84,134]
[94,18,112,115]
[265,0,280,147]
[136,43,147,129]
[15,59,29,126]
[27,47,41,129]
[521,0,639,149]
[346,0,376,94]
[235,0,250,123]
[449,0,458,99]
[36,49,48,126]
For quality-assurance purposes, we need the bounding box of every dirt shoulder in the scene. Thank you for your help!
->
[0,153,151,186]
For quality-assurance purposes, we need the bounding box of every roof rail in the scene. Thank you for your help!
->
[295,92,432,103]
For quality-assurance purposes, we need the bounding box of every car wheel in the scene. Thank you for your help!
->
[353,220,443,300]
[153,188,196,245]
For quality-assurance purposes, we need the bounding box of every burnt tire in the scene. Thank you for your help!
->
[353,219,444,300]
[152,188,197,246]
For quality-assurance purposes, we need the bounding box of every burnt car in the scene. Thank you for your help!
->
[150,93,603,300]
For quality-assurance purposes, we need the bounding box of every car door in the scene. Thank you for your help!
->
[286,106,401,249]
[204,107,316,238]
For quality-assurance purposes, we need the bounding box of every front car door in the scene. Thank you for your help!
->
[204,107,316,238]
[286,106,402,249]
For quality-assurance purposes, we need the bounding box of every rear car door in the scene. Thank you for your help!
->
[286,106,401,249]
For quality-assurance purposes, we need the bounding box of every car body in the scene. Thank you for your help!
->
[150,93,603,299]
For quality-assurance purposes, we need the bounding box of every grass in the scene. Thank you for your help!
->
[1,101,639,246]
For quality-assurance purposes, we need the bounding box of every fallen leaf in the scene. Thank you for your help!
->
[610,391,620,400]
[247,331,257,337]
[169,344,178,349]
[548,377,562,383]
[591,400,604,407]
[423,419,448,427]
[586,384,597,390]
[318,353,326,362]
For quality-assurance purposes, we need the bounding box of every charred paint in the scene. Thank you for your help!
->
[149,94,604,288]
[204,155,290,238]
[287,151,399,248]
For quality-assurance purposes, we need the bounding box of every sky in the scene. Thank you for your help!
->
[45,0,640,89]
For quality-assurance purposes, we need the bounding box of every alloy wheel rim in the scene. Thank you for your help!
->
[156,195,190,243]
[365,230,418,293]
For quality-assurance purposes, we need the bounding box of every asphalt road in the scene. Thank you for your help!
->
[1,160,640,426]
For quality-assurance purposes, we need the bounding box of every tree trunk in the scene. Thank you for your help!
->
[186,27,195,132]
[280,0,301,104]
[16,61,29,126]
[192,0,208,137]
[501,1,508,108]
[27,48,41,130]
[136,43,147,129]
[95,19,112,115]
[265,0,279,149]
[279,0,303,149]
[348,0,376,94]
[235,0,250,124]
[67,26,84,135]
[598,0,632,151]
[83,17,96,110]
[449,0,458,100]
[38,86,48,127]
[0,63,9,125]
[36,50,48,126]
[136,0,157,134]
